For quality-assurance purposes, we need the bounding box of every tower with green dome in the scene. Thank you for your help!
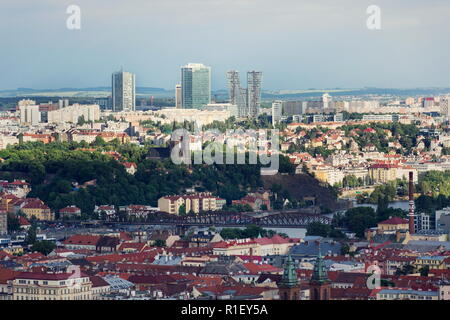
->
[278,255,302,300]
[309,244,332,300]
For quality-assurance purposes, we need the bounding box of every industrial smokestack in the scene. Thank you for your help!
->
[408,171,415,234]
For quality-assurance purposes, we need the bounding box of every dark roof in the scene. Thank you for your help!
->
[200,261,247,276]
[89,276,110,288]
[96,236,120,248]
[290,241,342,257]
[256,274,282,284]
[146,147,171,159]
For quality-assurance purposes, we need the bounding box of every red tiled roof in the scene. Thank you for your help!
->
[89,276,110,288]
[21,199,50,210]
[243,263,282,274]
[19,216,30,226]
[59,206,81,214]
[378,217,409,225]
[0,268,21,284]
[63,235,101,246]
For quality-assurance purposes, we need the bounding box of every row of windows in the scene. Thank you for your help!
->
[379,294,434,300]
[15,294,91,300]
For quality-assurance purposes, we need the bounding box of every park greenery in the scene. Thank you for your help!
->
[0,141,295,219]
[220,225,288,240]
[307,205,407,239]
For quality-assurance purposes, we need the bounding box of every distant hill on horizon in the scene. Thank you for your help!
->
[1,86,449,99]
[0,86,171,98]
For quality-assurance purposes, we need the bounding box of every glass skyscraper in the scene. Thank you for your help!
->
[227,70,262,118]
[112,70,136,112]
[247,71,262,118]
[181,63,211,109]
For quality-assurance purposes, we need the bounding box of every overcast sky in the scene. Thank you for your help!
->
[1,0,450,90]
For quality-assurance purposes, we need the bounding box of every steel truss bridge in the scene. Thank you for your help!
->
[104,211,332,229]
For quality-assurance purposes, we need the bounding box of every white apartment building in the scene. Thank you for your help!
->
[47,104,100,124]
[272,101,283,126]
[19,105,41,125]
[158,193,225,215]
[12,272,92,300]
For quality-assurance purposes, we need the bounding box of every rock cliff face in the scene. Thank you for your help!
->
[262,173,339,211]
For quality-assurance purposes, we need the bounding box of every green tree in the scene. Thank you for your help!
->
[7,214,21,232]
[342,207,377,238]
[154,239,166,247]
[178,204,187,216]
[306,222,331,237]
[31,240,56,255]
[419,265,430,277]
[25,223,38,245]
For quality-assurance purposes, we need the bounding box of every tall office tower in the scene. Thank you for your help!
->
[181,63,211,109]
[272,101,283,126]
[175,84,182,109]
[112,70,136,112]
[227,70,248,117]
[0,210,6,236]
[247,71,262,118]
[322,93,331,110]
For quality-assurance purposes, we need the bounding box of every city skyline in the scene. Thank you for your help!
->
[2,0,450,91]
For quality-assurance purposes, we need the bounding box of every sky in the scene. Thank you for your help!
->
[1,0,450,91]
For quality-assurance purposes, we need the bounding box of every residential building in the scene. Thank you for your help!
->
[122,162,137,175]
[12,272,92,300]
[112,70,136,112]
[376,288,438,300]
[19,105,40,125]
[59,206,82,219]
[438,282,450,300]
[272,101,283,126]
[227,70,248,117]
[46,104,100,124]
[368,164,399,183]
[247,71,262,118]
[0,180,30,198]
[19,199,54,221]
[175,84,182,109]
[377,217,409,233]
[188,230,223,248]
[157,193,225,215]
[0,210,6,235]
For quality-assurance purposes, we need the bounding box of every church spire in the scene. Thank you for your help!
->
[311,243,329,284]
[280,255,298,288]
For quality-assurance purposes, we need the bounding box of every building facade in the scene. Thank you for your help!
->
[175,84,182,109]
[272,101,283,126]
[227,70,248,118]
[181,63,211,109]
[112,71,136,112]
[247,71,262,118]
[12,272,92,300]
[0,209,6,235]
[158,193,225,215]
